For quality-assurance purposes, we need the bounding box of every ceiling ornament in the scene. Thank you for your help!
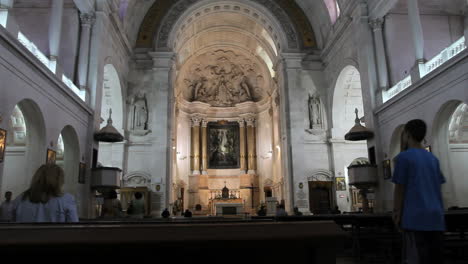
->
[136,0,316,49]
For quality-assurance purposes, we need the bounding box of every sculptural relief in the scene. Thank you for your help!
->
[181,51,266,107]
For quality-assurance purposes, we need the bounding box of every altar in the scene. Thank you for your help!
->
[212,200,244,216]
[209,185,245,216]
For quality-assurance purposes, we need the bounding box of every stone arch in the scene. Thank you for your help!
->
[102,64,124,133]
[432,100,467,207]
[308,169,334,182]
[57,125,80,194]
[123,171,152,188]
[331,64,365,139]
[1,99,46,197]
[136,0,317,51]
[389,124,405,163]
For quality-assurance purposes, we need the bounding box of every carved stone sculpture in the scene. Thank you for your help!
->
[130,90,149,131]
[183,51,265,107]
[308,94,323,129]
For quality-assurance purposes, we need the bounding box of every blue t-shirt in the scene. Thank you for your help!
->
[392,148,445,231]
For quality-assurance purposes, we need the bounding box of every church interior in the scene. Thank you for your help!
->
[0,0,467,262]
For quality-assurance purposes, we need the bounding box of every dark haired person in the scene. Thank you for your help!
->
[0,191,13,222]
[128,192,145,219]
[392,119,445,264]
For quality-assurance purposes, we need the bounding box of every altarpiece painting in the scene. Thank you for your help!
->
[208,122,239,169]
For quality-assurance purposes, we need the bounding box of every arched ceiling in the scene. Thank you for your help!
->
[132,0,318,50]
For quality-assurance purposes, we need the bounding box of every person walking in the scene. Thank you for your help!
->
[13,164,79,222]
[392,119,445,264]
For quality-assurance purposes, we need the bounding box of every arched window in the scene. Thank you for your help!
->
[324,0,341,24]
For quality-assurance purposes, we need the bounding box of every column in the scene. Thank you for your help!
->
[190,116,201,175]
[0,0,19,37]
[201,119,208,175]
[407,0,426,79]
[78,12,95,98]
[464,4,468,40]
[48,0,64,70]
[238,119,247,174]
[369,18,389,93]
[246,116,256,174]
[149,51,175,215]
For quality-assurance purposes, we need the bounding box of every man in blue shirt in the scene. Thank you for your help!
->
[392,119,445,264]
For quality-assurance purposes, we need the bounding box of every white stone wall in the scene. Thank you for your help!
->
[0,26,93,218]
[385,13,464,85]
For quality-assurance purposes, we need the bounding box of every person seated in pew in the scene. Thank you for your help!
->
[12,164,79,223]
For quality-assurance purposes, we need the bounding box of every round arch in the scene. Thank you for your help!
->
[389,124,405,164]
[432,100,466,208]
[331,65,364,139]
[57,125,80,195]
[1,99,46,197]
[102,64,124,133]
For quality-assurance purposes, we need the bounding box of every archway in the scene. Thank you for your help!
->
[330,65,368,213]
[165,1,290,215]
[56,125,84,216]
[1,100,46,198]
[98,64,125,169]
[432,100,468,207]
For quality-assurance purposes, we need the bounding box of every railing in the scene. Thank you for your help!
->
[17,32,56,73]
[382,36,466,104]
[15,31,86,102]
[382,75,412,103]
[422,36,466,78]
[62,74,86,101]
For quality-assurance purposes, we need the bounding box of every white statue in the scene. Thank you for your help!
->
[131,90,148,131]
[308,94,322,129]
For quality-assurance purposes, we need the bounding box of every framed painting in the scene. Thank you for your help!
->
[335,177,346,191]
[78,162,86,184]
[383,159,392,180]
[208,122,240,169]
[46,149,56,164]
[0,128,6,163]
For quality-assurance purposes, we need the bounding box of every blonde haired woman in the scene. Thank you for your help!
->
[13,164,79,222]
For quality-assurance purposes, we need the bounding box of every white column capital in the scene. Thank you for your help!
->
[80,12,95,27]
[201,119,208,128]
[237,119,245,128]
[369,18,384,31]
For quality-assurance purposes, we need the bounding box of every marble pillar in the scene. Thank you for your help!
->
[238,119,247,174]
[201,120,208,174]
[48,0,64,70]
[191,116,201,175]
[464,5,468,40]
[370,18,389,92]
[407,0,426,79]
[78,12,95,99]
[246,116,256,174]
[0,0,15,31]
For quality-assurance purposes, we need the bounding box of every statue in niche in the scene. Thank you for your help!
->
[308,94,323,130]
[130,90,149,132]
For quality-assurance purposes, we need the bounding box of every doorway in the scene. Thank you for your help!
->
[308,181,333,214]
